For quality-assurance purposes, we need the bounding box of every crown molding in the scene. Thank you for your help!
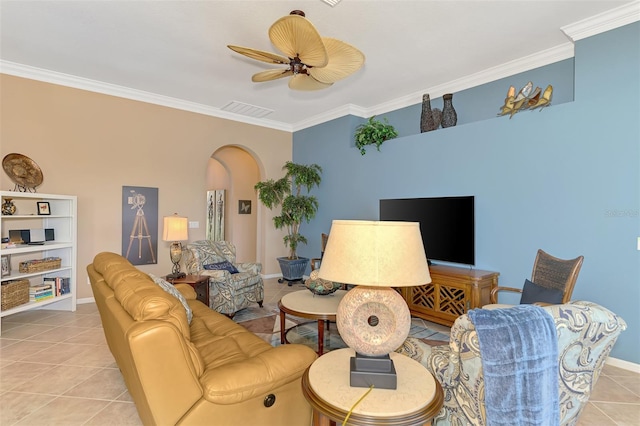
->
[292,42,574,131]
[291,104,368,131]
[561,1,640,41]
[360,43,575,122]
[0,61,294,132]
[1,5,635,133]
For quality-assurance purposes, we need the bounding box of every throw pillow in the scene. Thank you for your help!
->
[148,274,193,324]
[519,279,564,305]
[203,260,239,274]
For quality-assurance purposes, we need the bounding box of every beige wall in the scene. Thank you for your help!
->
[210,146,260,263]
[0,74,292,300]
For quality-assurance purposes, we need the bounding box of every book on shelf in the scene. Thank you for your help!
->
[29,283,54,302]
[43,276,71,296]
[30,283,52,291]
[30,293,54,302]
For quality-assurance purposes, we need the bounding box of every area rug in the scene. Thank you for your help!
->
[235,303,450,352]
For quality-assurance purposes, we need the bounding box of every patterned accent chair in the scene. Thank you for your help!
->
[397,301,626,425]
[183,240,264,317]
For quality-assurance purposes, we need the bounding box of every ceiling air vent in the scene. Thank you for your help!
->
[322,0,343,6]
[220,101,274,118]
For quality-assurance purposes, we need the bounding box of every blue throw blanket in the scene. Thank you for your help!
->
[468,305,559,426]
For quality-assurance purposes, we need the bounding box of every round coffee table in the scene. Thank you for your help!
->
[278,290,347,355]
[302,348,444,426]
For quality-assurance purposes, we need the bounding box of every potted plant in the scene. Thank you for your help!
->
[255,161,322,284]
[354,115,399,155]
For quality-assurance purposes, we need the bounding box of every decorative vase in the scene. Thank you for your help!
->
[441,93,457,128]
[420,94,435,132]
[2,198,16,216]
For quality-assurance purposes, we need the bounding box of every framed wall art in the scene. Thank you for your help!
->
[122,186,158,265]
[206,190,225,241]
[238,200,251,214]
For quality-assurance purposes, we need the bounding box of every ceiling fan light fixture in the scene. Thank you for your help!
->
[309,37,365,84]
[227,9,364,91]
[269,14,328,68]
[289,74,333,91]
[252,69,293,82]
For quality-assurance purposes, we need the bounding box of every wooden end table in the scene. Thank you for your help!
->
[166,274,209,306]
[302,348,444,426]
[278,290,347,356]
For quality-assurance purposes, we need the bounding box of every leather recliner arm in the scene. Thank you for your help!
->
[127,320,204,426]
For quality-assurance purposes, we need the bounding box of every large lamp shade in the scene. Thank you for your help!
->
[163,214,189,279]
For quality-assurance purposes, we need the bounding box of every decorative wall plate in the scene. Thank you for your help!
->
[2,153,43,191]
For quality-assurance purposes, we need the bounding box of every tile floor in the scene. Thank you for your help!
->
[0,278,638,425]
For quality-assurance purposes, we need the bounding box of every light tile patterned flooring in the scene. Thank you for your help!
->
[0,278,638,425]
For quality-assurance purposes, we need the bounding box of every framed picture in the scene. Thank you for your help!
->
[37,201,51,215]
[1,255,10,277]
[238,200,251,214]
[122,186,158,265]
[206,190,225,241]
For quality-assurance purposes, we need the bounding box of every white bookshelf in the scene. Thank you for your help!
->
[0,191,77,334]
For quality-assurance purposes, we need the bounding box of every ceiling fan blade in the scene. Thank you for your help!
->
[309,38,365,84]
[288,74,333,91]
[252,69,293,82]
[227,45,290,65]
[269,15,328,68]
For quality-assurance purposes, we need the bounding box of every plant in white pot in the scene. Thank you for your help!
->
[255,161,322,285]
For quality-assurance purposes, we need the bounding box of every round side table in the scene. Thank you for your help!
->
[302,348,444,426]
[278,290,347,355]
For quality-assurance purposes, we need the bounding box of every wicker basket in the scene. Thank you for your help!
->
[1,279,30,311]
[18,257,61,273]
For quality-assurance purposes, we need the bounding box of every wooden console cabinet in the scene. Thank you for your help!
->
[402,264,499,326]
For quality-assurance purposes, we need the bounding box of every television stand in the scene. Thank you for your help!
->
[401,264,499,326]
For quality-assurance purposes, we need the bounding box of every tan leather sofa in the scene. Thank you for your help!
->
[88,252,317,426]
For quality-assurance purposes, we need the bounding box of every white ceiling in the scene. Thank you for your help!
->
[1,1,638,131]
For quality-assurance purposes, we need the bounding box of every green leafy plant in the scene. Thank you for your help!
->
[254,161,322,259]
[354,115,399,155]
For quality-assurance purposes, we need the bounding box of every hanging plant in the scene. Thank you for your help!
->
[354,116,398,155]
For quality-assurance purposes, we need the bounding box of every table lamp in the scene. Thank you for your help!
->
[318,220,431,389]
[163,213,189,279]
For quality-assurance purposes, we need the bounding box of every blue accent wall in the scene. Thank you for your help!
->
[293,23,640,364]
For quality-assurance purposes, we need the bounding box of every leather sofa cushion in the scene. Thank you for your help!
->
[93,252,191,340]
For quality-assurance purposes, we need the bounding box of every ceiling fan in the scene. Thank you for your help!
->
[227,10,365,91]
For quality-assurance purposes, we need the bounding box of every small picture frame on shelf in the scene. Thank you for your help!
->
[1,255,10,277]
[37,201,51,215]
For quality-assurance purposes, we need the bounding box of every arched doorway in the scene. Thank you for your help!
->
[207,146,260,263]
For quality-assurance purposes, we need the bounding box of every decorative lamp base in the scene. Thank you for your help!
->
[350,353,397,389]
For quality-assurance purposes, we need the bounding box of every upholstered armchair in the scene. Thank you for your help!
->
[397,301,626,425]
[183,240,264,316]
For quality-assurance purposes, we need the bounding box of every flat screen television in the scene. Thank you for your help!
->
[379,196,475,266]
